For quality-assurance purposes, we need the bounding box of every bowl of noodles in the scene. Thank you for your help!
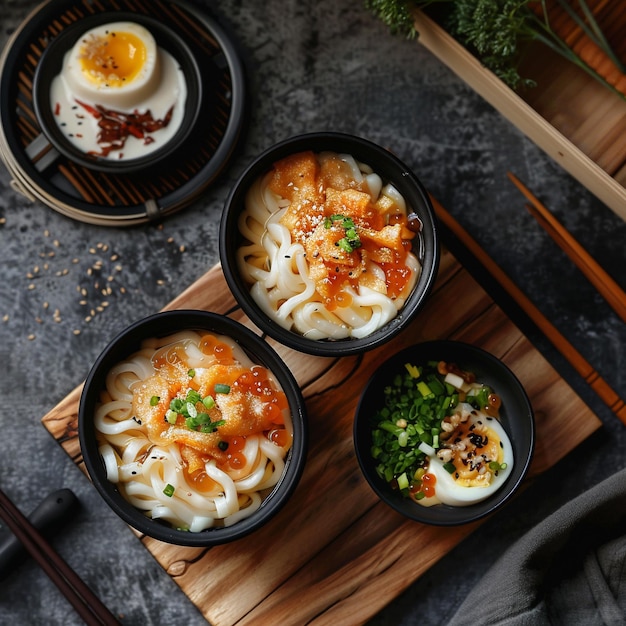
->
[219,132,440,356]
[78,310,308,546]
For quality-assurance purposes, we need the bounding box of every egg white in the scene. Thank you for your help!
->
[419,407,514,507]
[49,21,188,161]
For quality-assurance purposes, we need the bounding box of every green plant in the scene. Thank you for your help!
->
[365,0,625,98]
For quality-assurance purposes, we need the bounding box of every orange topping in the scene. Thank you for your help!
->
[421,473,437,498]
[266,151,417,307]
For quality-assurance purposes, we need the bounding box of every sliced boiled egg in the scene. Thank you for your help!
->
[417,404,514,507]
[49,21,188,161]
[64,22,159,108]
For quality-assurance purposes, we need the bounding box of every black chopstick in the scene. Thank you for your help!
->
[0,488,120,626]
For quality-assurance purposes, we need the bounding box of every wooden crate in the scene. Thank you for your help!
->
[413,8,626,221]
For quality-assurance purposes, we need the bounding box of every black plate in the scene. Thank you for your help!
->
[0,0,246,225]
[32,12,203,174]
[353,340,535,525]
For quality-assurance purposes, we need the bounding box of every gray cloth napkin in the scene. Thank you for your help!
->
[447,468,626,626]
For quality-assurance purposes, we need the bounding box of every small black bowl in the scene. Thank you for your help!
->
[219,132,440,357]
[78,310,308,546]
[353,340,535,526]
[32,12,202,173]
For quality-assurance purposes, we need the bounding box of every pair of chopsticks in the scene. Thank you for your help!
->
[432,196,626,425]
[0,487,120,626]
[507,171,626,325]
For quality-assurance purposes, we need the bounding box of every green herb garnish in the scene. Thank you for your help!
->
[166,388,223,432]
[324,214,362,253]
[370,360,497,497]
[163,484,175,497]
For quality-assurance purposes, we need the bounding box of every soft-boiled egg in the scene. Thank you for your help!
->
[49,21,187,161]
[417,403,514,507]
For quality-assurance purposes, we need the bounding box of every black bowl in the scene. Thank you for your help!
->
[219,132,440,357]
[353,340,535,525]
[33,12,202,173]
[78,310,308,546]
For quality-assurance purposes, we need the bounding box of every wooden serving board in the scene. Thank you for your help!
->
[41,203,602,625]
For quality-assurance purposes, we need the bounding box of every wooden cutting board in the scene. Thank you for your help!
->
[41,202,602,625]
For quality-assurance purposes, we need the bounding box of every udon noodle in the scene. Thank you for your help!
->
[95,330,293,531]
[237,150,422,340]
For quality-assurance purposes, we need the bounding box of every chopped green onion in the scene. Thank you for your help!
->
[163,484,175,497]
[150,395,160,406]
[186,390,202,405]
[214,384,230,394]
[443,462,456,474]
[202,396,215,410]
[404,363,420,379]
[188,369,196,378]
[489,461,508,471]
[397,472,409,491]
[417,381,433,398]
[397,430,409,447]
[165,410,178,425]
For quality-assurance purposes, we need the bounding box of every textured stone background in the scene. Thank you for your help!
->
[0,0,625,624]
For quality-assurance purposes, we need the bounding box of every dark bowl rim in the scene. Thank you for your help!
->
[219,131,441,357]
[32,12,203,174]
[78,309,308,546]
[353,339,535,526]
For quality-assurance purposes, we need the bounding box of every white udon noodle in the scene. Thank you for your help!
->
[236,153,422,340]
[94,330,292,532]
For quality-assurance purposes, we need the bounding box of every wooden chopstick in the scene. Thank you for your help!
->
[432,196,626,424]
[0,488,120,626]
[507,171,626,324]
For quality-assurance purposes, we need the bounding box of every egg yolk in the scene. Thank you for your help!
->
[444,421,504,488]
[78,31,147,88]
